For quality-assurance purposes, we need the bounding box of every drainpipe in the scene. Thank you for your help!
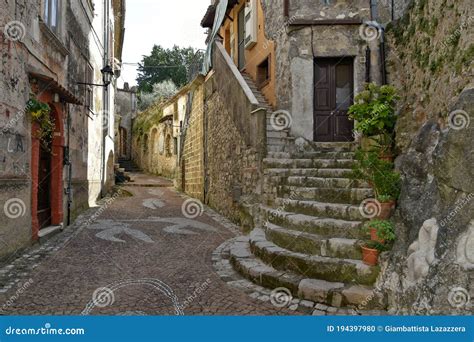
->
[363,20,386,85]
[101,0,110,197]
[66,104,72,226]
[365,45,371,83]
[380,29,387,85]
[367,0,387,84]
[391,0,395,21]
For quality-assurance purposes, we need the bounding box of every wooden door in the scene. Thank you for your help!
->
[237,7,246,70]
[37,145,51,229]
[314,58,354,142]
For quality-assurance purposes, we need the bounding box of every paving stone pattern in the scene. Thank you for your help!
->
[0,175,301,315]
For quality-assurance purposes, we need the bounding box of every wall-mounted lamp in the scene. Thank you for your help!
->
[76,65,115,87]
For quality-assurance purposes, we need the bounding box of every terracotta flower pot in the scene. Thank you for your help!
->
[377,200,396,219]
[378,152,394,162]
[369,228,385,244]
[362,246,379,266]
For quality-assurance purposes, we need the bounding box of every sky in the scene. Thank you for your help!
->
[117,0,210,88]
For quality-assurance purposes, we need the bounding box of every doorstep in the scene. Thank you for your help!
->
[38,224,64,242]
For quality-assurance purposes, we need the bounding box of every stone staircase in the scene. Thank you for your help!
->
[115,158,141,184]
[226,140,386,310]
[118,158,142,173]
[241,73,294,153]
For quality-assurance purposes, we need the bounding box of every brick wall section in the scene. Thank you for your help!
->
[204,79,263,223]
[179,85,205,201]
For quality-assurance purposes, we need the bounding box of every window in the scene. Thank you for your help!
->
[131,93,137,111]
[257,57,270,88]
[44,0,61,34]
[165,134,172,157]
[244,0,258,49]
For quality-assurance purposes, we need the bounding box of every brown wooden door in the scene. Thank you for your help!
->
[314,58,354,142]
[37,145,51,229]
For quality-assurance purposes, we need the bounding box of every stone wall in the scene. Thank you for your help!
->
[204,75,263,225]
[179,84,205,201]
[378,0,474,314]
[115,85,137,160]
[149,119,177,179]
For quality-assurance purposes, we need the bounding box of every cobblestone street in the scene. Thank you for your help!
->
[0,174,299,315]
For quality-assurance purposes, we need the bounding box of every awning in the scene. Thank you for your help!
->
[200,0,239,28]
[29,72,82,105]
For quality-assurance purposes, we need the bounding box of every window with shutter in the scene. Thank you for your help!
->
[244,0,258,49]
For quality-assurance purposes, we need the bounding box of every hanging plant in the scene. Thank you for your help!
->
[26,96,55,150]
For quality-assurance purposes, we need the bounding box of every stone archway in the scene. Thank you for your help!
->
[150,128,158,172]
[119,127,128,159]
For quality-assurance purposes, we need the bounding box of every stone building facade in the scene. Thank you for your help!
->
[115,83,137,160]
[0,0,125,260]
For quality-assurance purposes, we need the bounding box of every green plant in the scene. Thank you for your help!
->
[26,97,55,150]
[352,149,401,201]
[373,167,401,201]
[377,194,393,203]
[348,83,399,136]
[365,240,388,252]
[363,219,396,243]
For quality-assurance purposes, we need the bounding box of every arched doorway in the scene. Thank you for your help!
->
[150,128,158,171]
[31,97,64,239]
[119,127,128,159]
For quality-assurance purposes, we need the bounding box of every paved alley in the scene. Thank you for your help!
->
[0,174,299,316]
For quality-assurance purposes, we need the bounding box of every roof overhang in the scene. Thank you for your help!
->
[112,0,126,62]
[159,114,173,123]
[28,72,82,105]
[200,0,239,28]
[201,5,216,28]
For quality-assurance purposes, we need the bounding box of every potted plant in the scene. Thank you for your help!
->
[361,241,386,266]
[352,149,401,218]
[372,133,395,162]
[26,96,55,150]
[372,166,401,218]
[348,83,399,138]
[363,219,396,244]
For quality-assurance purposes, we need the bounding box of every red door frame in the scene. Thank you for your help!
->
[31,92,65,240]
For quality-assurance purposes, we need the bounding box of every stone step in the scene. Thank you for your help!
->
[311,142,357,152]
[249,229,379,285]
[274,198,366,221]
[292,151,356,159]
[265,222,363,259]
[267,152,291,159]
[277,186,373,204]
[228,237,385,309]
[267,145,287,153]
[264,168,353,178]
[267,130,289,139]
[267,137,295,146]
[267,125,290,133]
[261,206,364,239]
[265,151,356,160]
[264,158,355,169]
[278,176,369,189]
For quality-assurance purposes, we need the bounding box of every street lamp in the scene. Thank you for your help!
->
[100,65,114,87]
[76,64,115,87]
